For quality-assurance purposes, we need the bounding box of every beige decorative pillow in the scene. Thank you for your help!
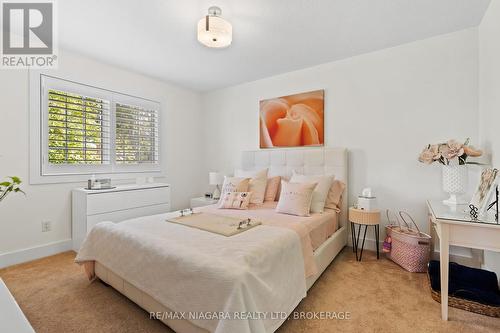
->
[276,181,317,217]
[290,171,334,213]
[220,177,250,197]
[264,176,281,202]
[234,168,268,204]
[324,180,346,212]
[218,192,252,210]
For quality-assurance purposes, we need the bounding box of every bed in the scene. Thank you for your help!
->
[76,148,348,333]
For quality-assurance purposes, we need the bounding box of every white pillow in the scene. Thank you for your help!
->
[276,181,317,216]
[234,168,268,204]
[290,171,334,213]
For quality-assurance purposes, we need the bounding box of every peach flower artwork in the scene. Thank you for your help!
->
[259,90,324,148]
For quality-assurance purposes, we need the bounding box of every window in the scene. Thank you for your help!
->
[38,75,161,178]
[47,89,110,165]
[115,102,158,165]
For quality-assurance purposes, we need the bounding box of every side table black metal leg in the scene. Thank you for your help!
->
[359,225,368,261]
[356,224,362,261]
[351,222,356,253]
[375,224,379,259]
[353,222,359,261]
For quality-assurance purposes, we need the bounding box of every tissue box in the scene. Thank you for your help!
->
[357,196,377,211]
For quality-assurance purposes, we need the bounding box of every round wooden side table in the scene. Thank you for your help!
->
[349,207,381,261]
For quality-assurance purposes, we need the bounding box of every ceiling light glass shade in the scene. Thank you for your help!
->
[197,14,232,48]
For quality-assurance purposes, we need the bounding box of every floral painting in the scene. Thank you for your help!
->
[259,90,324,148]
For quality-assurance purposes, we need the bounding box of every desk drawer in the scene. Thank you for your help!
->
[87,187,169,215]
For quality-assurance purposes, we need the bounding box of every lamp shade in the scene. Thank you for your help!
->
[197,7,232,48]
[209,172,223,185]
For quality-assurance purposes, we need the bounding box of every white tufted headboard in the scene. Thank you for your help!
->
[241,148,348,227]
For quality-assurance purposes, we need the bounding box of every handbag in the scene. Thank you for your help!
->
[385,210,431,273]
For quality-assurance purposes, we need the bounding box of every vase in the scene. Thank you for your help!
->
[442,164,468,205]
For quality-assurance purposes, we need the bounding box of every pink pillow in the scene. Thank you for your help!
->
[276,181,317,217]
[264,176,281,202]
[324,180,346,212]
[218,192,252,210]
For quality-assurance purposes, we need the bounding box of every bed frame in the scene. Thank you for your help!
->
[94,147,348,333]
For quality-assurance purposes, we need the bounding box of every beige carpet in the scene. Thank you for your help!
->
[0,248,498,333]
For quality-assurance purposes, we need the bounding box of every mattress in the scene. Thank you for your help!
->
[198,201,338,251]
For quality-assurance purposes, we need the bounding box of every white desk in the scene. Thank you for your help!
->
[0,279,35,333]
[427,200,500,320]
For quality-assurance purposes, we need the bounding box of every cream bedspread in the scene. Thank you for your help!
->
[75,210,308,333]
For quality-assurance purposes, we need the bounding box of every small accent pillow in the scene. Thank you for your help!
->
[218,192,252,210]
[276,181,317,217]
[324,180,346,212]
[234,168,268,204]
[290,171,334,213]
[220,177,250,197]
[264,176,281,202]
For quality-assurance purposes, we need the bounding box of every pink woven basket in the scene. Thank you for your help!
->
[386,211,431,273]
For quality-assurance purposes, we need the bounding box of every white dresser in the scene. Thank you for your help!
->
[72,183,171,251]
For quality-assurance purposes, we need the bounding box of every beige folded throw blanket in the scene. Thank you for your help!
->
[166,213,262,236]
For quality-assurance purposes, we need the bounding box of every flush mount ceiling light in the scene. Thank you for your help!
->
[197,6,232,48]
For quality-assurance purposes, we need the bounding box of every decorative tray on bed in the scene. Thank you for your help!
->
[166,211,261,236]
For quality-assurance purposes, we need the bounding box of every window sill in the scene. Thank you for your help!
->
[29,170,165,185]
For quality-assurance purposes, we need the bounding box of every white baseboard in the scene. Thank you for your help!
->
[431,250,482,268]
[347,237,482,267]
[347,237,380,252]
[0,239,72,269]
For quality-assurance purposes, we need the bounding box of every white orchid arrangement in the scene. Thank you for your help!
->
[418,138,482,165]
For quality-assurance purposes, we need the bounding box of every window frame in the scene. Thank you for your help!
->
[30,72,163,184]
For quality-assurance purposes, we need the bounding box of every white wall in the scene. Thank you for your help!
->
[0,49,204,258]
[201,29,479,248]
[479,0,500,275]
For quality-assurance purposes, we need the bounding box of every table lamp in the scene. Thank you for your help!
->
[209,172,223,199]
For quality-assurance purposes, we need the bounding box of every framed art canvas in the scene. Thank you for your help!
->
[470,168,499,215]
[259,90,324,148]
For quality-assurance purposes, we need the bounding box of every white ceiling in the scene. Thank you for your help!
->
[58,0,491,92]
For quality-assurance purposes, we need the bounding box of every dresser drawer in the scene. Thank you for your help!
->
[86,203,170,232]
[87,187,169,215]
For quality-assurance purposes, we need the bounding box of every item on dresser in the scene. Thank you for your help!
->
[234,168,268,204]
[385,210,430,273]
[348,207,381,261]
[166,213,262,236]
[470,168,499,216]
[209,172,224,200]
[86,177,114,190]
[276,181,317,217]
[290,171,334,213]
